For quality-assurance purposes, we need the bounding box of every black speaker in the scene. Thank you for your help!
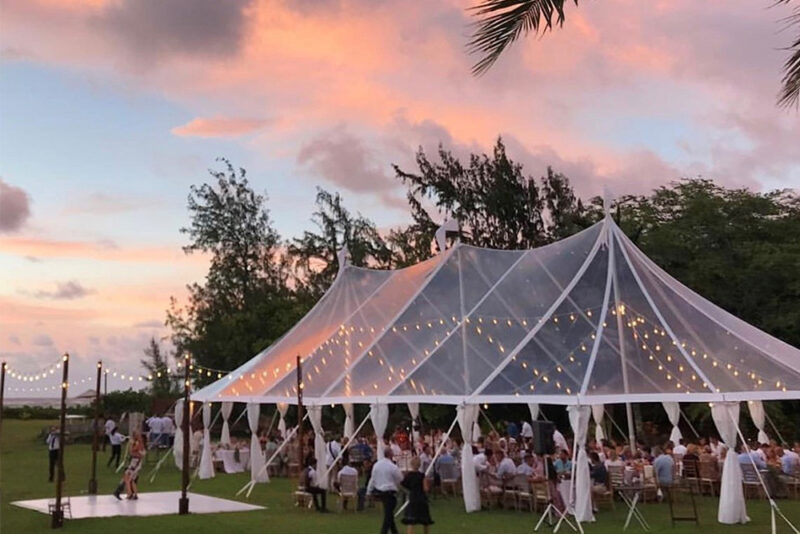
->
[531,421,555,455]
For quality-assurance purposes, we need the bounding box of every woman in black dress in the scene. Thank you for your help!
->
[401,456,434,534]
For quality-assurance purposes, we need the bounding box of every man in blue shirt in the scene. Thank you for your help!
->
[506,420,519,440]
[738,447,766,469]
[652,446,674,487]
[553,449,572,478]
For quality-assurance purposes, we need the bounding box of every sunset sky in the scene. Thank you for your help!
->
[1,0,799,396]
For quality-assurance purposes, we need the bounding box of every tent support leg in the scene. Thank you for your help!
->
[236,412,310,498]
[730,410,799,534]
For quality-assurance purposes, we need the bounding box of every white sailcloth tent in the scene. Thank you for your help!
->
[193,213,800,527]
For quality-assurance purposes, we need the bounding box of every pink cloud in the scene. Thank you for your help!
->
[171,116,269,138]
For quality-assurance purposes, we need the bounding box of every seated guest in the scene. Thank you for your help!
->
[738,445,766,469]
[652,447,674,487]
[335,461,359,510]
[780,447,800,476]
[473,447,493,474]
[495,450,516,481]
[302,457,329,513]
[673,439,687,456]
[589,452,607,489]
[683,444,700,473]
[709,436,725,458]
[554,449,572,479]
[516,453,534,476]
[604,449,625,469]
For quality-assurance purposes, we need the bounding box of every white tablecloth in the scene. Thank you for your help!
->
[217,449,250,474]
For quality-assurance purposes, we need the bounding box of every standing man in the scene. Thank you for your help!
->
[103,415,115,452]
[368,448,403,534]
[46,426,61,482]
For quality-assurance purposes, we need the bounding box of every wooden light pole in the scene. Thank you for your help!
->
[51,353,69,529]
[0,361,6,441]
[178,353,191,515]
[88,360,102,494]
[296,355,303,478]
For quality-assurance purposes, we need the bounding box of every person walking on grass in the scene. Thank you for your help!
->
[113,431,145,500]
[401,456,434,534]
[368,447,404,534]
[107,427,126,468]
[45,426,62,483]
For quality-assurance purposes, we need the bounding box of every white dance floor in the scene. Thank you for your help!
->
[12,491,263,519]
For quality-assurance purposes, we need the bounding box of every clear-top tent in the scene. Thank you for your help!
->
[192,215,800,407]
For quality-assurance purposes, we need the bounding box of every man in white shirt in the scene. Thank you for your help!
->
[107,427,126,468]
[46,426,61,482]
[104,417,115,451]
[367,448,403,534]
[335,461,359,510]
[673,439,688,456]
[303,457,329,513]
[495,450,516,480]
[521,420,533,441]
[709,436,724,458]
[418,445,432,473]
[473,448,493,474]
[147,414,163,449]
[326,436,342,468]
[161,416,175,447]
[779,447,799,476]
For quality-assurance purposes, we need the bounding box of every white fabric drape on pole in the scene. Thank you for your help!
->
[591,404,605,442]
[277,402,288,439]
[173,399,184,470]
[247,403,268,484]
[408,402,420,444]
[528,403,540,422]
[371,403,389,459]
[457,404,481,513]
[220,401,233,446]
[663,402,682,445]
[748,401,770,445]
[472,421,481,441]
[568,405,594,523]
[343,403,354,439]
[198,403,215,479]
[308,405,328,488]
[712,402,748,524]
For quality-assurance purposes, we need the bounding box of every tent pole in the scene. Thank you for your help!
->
[609,225,636,447]
[764,411,788,447]
[296,355,304,483]
[679,407,700,439]
[236,412,310,497]
[457,246,469,392]
[731,409,799,534]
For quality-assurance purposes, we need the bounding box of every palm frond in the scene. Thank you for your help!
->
[467,0,578,76]
[777,2,800,108]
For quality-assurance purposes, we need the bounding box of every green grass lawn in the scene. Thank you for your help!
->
[1,419,798,533]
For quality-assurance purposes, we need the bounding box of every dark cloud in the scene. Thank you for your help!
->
[97,0,252,63]
[32,334,53,347]
[297,126,395,193]
[8,335,21,345]
[0,178,31,232]
[34,280,95,300]
[133,319,163,329]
